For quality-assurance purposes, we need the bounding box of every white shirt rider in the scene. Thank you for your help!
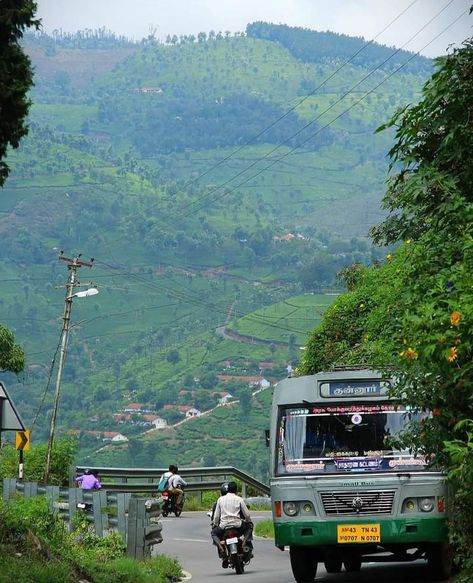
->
[168,473,187,489]
[212,491,251,529]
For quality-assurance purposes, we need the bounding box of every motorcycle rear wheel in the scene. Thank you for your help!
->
[233,554,244,574]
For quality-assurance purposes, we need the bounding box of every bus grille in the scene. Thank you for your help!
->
[321,490,395,515]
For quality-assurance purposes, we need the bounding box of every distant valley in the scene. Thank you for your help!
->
[0,23,432,476]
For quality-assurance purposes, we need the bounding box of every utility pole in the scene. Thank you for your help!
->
[44,253,94,484]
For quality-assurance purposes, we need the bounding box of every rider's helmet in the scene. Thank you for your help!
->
[227,481,238,493]
[84,468,91,475]
[220,481,229,495]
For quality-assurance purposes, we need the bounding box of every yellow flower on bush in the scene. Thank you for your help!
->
[450,311,461,326]
[402,347,418,360]
[447,347,458,362]
[386,254,393,262]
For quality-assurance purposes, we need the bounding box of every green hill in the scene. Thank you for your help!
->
[0,24,431,463]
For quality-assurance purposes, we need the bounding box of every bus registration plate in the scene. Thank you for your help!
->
[337,524,380,543]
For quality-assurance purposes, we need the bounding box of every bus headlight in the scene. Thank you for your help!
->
[419,497,434,512]
[403,499,417,512]
[283,502,298,516]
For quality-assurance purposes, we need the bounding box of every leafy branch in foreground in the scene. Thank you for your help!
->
[301,33,473,578]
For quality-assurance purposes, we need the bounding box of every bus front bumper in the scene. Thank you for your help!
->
[274,517,448,547]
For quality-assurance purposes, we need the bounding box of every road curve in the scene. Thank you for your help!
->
[154,511,446,583]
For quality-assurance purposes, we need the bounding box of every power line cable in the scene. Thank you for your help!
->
[85,8,467,346]
[100,0,426,245]
[30,330,62,431]
[173,1,459,221]
[95,260,327,336]
[130,0,421,213]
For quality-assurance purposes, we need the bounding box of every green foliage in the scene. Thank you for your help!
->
[0,438,78,485]
[246,22,431,74]
[302,34,473,577]
[372,39,473,245]
[300,260,402,374]
[254,518,274,539]
[0,324,25,372]
[0,495,66,548]
[0,0,40,186]
[0,496,182,583]
[443,420,473,579]
[371,38,473,459]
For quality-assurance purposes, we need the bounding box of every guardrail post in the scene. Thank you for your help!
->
[143,497,163,555]
[126,496,163,560]
[115,492,129,539]
[127,496,145,560]
[92,489,108,536]
[68,486,83,531]
[46,485,60,512]
[24,481,38,499]
[2,478,16,501]
[196,475,202,505]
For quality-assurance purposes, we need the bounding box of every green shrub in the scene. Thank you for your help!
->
[0,496,182,583]
[0,438,78,485]
[254,519,274,538]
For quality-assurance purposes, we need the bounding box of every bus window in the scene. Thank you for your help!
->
[277,404,426,475]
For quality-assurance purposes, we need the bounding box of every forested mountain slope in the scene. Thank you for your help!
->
[0,23,431,467]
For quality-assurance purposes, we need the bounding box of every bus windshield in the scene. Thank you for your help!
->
[276,403,427,475]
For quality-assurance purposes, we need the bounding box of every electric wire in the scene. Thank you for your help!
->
[23,4,466,414]
[127,0,422,214]
[172,1,460,221]
[101,0,429,247]
[30,329,62,432]
[83,8,468,357]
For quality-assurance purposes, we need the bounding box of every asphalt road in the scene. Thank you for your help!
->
[154,511,446,583]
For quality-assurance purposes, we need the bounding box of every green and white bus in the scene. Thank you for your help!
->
[269,368,451,582]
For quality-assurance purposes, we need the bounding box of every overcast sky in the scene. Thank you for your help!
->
[36,0,471,58]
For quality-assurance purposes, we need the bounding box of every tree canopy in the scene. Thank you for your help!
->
[0,325,24,373]
[301,34,473,577]
[0,0,39,186]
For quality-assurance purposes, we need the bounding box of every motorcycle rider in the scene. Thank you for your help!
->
[168,465,187,508]
[209,481,229,522]
[211,481,253,566]
[76,468,102,490]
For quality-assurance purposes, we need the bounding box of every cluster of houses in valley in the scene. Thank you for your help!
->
[77,364,276,444]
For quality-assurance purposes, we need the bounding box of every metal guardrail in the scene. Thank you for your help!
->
[72,465,270,497]
[2,478,162,560]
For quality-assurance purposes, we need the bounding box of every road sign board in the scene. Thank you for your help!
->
[0,381,25,431]
[16,430,30,451]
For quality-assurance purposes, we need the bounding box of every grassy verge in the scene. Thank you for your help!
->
[254,519,274,538]
[0,496,182,583]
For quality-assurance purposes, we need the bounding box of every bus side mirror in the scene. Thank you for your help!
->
[265,429,270,447]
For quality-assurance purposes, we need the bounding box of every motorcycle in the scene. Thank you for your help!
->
[220,526,253,575]
[160,489,185,517]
